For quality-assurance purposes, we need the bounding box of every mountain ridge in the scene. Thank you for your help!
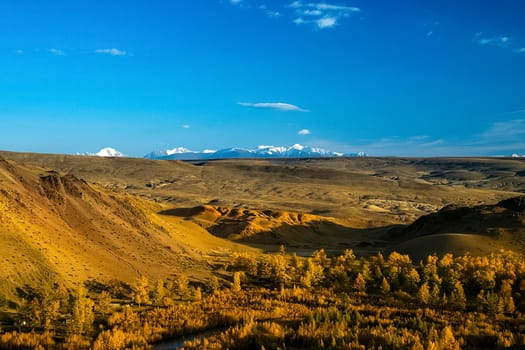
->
[145,144,366,160]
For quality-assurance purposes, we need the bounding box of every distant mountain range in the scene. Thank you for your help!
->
[144,144,366,160]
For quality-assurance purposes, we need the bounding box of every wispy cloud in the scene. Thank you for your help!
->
[290,1,360,29]
[480,119,525,138]
[341,120,525,156]
[298,129,311,135]
[475,33,510,48]
[423,21,439,39]
[474,32,525,54]
[95,48,127,56]
[14,49,24,55]
[227,1,359,28]
[259,5,282,17]
[182,124,191,129]
[238,102,309,112]
[48,48,65,56]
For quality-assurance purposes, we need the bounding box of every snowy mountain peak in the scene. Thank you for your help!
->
[256,145,287,154]
[167,147,193,155]
[289,144,305,151]
[78,147,125,157]
[144,144,367,160]
[96,147,125,157]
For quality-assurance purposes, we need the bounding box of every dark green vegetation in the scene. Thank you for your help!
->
[1,248,525,349]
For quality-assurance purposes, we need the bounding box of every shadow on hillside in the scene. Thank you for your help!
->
[159,207,209,217]
[159,206,402,256]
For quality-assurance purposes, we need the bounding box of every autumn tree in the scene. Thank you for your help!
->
[232,272,243,292]
[440,326,461,350]
[193,286,202,301]
[499,279,515,314]
[289,253,303,285]
[449,281,467,310]
[422,255,442,288]
[301,258,324,288]
[231,252,258,276]
[381,277,391,294]
[312,249,329,267]
[438,253,462,295]
[206,276,220,294]
[153,279,165,305]
[175,274,190,300]
[430,284,441,306]
[261,254,290,288]
[353,273,366,294]
[67,287,95,335]
[386,252,413,291]
[98,291,112,315]
[417,283,430,305]
[132,276,150,307]
[52,282,70,314]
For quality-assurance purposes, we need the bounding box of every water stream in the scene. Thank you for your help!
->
[153,329,221,350]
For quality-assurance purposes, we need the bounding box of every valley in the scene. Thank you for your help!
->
[0,151,524,349]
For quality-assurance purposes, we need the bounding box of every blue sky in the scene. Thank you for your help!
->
[0,0,524,156]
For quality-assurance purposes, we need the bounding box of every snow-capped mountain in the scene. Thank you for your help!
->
[145,144,366,160]
[78,147,125,158]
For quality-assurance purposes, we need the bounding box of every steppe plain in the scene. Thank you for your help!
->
[0,151,524,293]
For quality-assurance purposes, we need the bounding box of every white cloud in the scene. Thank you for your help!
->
[315,3,359,12]
[290,1,359,12]
[303,9,322,16]
[228,1,358,28]
[317,17,337,28]
[515,48,525,53]
[183,124,191,129]
[95,48,127,56]
[238,102,309,112]
[14,49,24,55]
[48,48,64,56]
[298,129,311,135]
[477,37,510,47]
[290,1,360,29]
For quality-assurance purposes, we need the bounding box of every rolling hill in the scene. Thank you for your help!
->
[0,156,251,300]
[389,196,525,259]
[0,150,524,298]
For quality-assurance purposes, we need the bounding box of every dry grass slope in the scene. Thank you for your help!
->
[0,156,252,298]
[0,151,524,296]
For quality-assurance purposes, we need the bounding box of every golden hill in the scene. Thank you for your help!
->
[1,150,524,296]
[159,205,376,252]
[1,151,523,227]
[0,156,251,299]
[389,196,525,259]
